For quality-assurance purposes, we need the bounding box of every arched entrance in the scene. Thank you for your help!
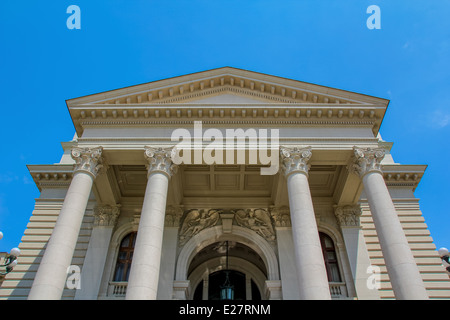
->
[175,225,280,300]
[189,241,265,300]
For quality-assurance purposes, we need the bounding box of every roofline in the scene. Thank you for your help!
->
[65,66,390,106]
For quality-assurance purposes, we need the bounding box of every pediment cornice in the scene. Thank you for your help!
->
[66,67,389,135]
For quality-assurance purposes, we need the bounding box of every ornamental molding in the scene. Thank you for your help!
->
[270,206,291,227]
[165,205,184,227]
[333,205,362,228]
[93,204,120,227]
[178,208,276,246]
[75,77,368,106]
[348,146,385,178]
[28,166,74,191]
[280,146,312,177]
[79,118,376,127]
[144,146,178,178]
[67,68,388,136]
[71,146,105,179]
[131,214,140,232]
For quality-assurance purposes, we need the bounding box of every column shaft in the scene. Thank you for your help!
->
[363,171,428,299]
[352,147,428,299]
[287,172,332,299]
[28,172,94,299]
[28,147,103,300]
[125,147,176,300]
[281,147,331,300]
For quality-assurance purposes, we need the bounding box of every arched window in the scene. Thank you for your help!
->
[113,232,137,282]
[319,232,341,282]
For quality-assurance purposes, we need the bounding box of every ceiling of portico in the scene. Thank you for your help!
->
[107,164,343,207]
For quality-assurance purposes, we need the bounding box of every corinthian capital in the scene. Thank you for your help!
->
[334,205,362,227]
[144,146,178,178]
[349,147,385,177]
[71,147,104,179]
[280,146,312,177]
[93,204,120,227]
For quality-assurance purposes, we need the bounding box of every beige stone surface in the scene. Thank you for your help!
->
[1,68,449,300]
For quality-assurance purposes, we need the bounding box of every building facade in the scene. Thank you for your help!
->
[1,67,449,300]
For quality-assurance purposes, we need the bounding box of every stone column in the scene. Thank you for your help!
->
[125,147,177,300]
[350,147,428,299]
[280,147,331,300]
[28,147,104,300]
[75,204,120,300]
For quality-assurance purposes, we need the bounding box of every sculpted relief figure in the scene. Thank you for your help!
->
[233,208,275,241]
[179,209,221,244]
[178,207,276,246]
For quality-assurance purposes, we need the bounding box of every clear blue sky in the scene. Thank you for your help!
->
[0,1,449,254]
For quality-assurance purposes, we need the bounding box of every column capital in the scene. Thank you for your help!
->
[93,204,120,227]
[349,146,385,178]
[333,204,362,228]
[71,147,104,179]
[280,146,312,177]
[165,205,184,227]
[144,146,178,178]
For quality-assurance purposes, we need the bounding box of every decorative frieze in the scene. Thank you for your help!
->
[71,146,105,179]
[270,206,291,227]
[333,205,362,228]
[93,204,120,227]
[280,146,312,177]
[349,146,385,178]
[144,146,178,178]
[178,208,276,246]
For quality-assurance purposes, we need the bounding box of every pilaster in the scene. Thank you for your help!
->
[75,204,120,300]
[334,204,380,300]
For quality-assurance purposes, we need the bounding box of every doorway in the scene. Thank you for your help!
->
[189,241,266,300]
[193,270,262,300]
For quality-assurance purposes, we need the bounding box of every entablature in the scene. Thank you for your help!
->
[27,164,74,191]
[382,164,427,191]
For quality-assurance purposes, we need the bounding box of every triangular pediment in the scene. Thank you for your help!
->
[66,67,388,107]
[66,67,389,136]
